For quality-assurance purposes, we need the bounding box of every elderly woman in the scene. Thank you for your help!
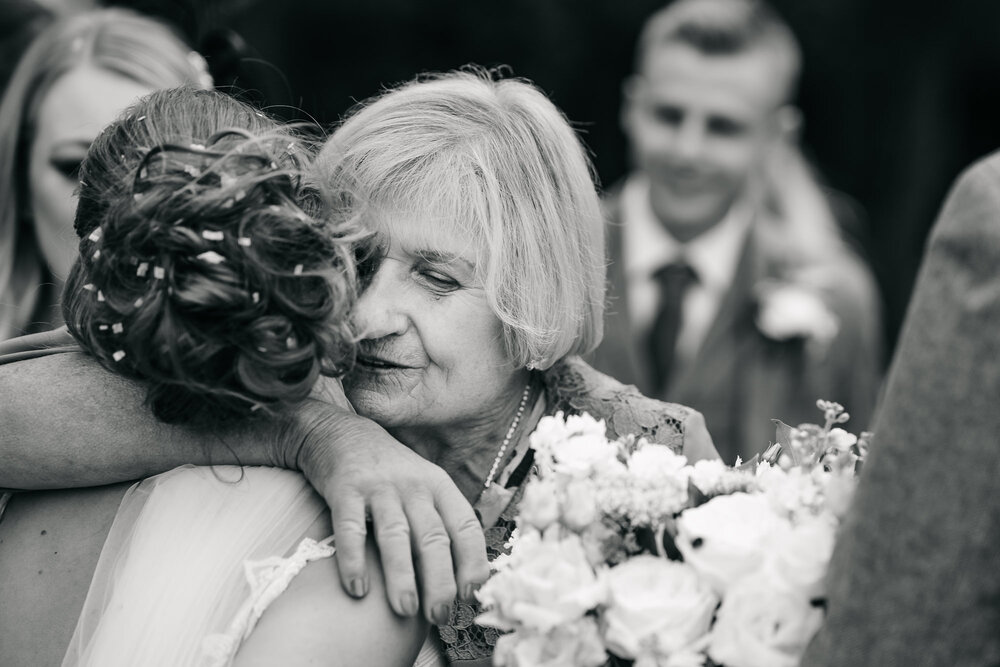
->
[0,8,212,340]
[0,72,716,665]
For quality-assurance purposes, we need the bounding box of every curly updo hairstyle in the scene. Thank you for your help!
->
[63,87,362,425]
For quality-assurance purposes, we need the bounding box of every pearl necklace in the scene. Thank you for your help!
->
[482,382,533,489]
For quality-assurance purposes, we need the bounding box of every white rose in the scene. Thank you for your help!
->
[760,517,836,598]
[548,431,621,478]
[708,574,824,667]
[561,478,599,531]
[601,556,717,662]
[627,444,689,480]
[826,427,857,452]
[675,493,787,595]
[476,531,606,633]
[493,617,607,667]
[688,459,727,494]
[519,478,562,531]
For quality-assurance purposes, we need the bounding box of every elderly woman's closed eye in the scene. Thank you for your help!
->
[317,69,720,665]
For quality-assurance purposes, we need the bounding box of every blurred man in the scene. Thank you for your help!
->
[591,0,882,463]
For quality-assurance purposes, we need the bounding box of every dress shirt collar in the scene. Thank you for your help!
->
[621,173,752,294]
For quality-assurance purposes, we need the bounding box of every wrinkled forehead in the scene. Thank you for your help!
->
[366,203,484,269]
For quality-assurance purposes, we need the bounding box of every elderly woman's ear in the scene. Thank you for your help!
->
[682,410,721,463]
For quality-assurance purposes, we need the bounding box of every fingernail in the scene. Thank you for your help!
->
[349,577,368,598]
[400,592,419,616]
[432,603,452,625]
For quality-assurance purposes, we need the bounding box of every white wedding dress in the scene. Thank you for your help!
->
[62,465,443,667]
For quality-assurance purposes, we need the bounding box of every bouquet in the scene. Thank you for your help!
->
[476,401,868,667]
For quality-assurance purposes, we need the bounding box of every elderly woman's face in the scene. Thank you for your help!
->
[28,65,155,279]
[345,215,522,432]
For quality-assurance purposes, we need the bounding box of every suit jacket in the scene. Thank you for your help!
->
[801,152,1000,667]
[589,185,883,464]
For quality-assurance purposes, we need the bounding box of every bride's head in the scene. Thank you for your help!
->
[63,87,361,424]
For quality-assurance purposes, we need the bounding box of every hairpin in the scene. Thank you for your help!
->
[136,116,146,122]
[202,230,224,241]
[197,251,226,264]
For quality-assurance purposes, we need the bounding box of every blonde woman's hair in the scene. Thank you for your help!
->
[318,69,606,370]
[0,8,208,340]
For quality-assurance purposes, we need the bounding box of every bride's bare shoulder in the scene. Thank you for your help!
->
[234,517,428,667]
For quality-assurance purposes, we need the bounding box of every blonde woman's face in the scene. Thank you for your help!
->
[344,214,524,437]
[28,65,155,280]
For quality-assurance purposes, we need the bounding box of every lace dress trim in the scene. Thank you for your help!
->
[201,535,336,667]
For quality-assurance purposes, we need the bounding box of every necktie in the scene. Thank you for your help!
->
[648,259,698,395]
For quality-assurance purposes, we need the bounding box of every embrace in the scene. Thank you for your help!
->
[0,16,717,666]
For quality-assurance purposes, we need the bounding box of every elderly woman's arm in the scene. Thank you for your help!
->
[0,351,488,623]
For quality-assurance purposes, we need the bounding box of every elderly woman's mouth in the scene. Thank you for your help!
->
[356,354,418,371]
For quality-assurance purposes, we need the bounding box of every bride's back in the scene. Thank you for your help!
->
[0,486,129,665]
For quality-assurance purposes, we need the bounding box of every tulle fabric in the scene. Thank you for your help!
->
[62,465,328,667]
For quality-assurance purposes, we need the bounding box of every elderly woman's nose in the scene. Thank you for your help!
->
[353,265,408,339]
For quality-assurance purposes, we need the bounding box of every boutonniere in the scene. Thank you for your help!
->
[754,281,839,348]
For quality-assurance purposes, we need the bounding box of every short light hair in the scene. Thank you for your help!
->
[318,70,605,369]
[0,8,208,340]
[636,0,802,104]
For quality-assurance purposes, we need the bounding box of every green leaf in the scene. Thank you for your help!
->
[772,419,803,466]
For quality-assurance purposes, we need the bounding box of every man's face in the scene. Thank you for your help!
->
[623,42,787,237]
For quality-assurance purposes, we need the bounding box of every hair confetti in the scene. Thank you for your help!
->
[202,230,225,241]
[182,164,201,178]
[134,297,144,307]
[251,291,260,303]
[93,249,101,260]
[88,227,102,242]
[112,322,124,334]
[293,264,304,275]
[136,115,146,122]
[197,250,226,265]
[112,350,126,362]
[98,324,108,331]
[136,262,149,277]
[83,283,95,292]
[153,266,165,280]
[97,290,105,302]
[237,237,252,247]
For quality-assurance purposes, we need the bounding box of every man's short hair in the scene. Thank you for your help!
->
[636,0,802,103]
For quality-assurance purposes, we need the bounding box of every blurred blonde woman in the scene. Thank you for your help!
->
[0,8,210,340]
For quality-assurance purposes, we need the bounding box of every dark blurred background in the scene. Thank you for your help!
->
[16,0,1000,357]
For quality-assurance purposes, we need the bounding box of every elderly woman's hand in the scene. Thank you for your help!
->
[278,398,490,624]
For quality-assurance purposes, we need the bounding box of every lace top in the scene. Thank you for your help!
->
[434,355,695,665]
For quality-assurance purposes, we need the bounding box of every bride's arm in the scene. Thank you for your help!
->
[0,351,488,624]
